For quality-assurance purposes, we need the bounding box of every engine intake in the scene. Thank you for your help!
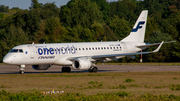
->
[72,59,92,70]
[32,64,51,70]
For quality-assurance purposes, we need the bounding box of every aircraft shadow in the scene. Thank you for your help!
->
[0,70,119,74]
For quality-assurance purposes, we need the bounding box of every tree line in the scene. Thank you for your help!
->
[0,0,180,62]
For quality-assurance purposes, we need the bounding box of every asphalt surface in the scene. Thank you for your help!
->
[0,64,180,74]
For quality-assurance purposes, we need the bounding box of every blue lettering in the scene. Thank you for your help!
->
[66,45,70,54]
[37,45,76,56]
[71,45,76,54]
[61,47,66,54]
[43,48,49,55]
[38,48,43,55]
[131,21,145,32]
[49,48,54,55]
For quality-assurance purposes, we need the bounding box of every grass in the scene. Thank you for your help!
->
[1,90,180,100]
[1,72,180,96]
[103,62,180,66]
[124,78,135,83]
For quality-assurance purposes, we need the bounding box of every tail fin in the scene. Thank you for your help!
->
[121,10,148,42]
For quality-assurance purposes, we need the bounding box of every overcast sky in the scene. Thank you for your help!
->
[1,0,118,9]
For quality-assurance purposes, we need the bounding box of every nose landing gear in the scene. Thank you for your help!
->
[19,65,25,74]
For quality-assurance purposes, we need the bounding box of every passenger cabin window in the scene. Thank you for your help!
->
[107,47,109,49]
[82,48,84,50]
[89,48,91,50]
[86,48,88,50]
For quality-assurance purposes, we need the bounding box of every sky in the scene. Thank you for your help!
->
[1,0,118,9]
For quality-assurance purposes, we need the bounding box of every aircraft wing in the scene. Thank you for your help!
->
[136,41,175,48]
[68,41,164,61]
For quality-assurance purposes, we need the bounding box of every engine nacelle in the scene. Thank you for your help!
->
[72,59,92,70]
[32,64,51,70]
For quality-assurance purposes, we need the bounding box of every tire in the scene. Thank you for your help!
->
[92,67,98,73]
[66,67,71,73]
[62,67,66,73]
[19,70,24,74]
[88,67,98,73]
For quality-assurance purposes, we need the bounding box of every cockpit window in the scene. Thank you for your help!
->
[10,49,18,53]
[19,49,23,53]
[10,49,23,53]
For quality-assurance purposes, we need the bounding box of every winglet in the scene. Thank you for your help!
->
[152,41,164,53]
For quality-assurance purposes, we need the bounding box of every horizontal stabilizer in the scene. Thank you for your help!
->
[136,41,176,48]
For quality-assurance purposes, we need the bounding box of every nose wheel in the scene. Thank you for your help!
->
[19,70,24,74]
[19,65,25,74]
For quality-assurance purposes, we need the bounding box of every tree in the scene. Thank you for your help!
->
[60,0,103,28]
[90,22,104,41]
[109,0,137,22]
[29,0,42,10]
[144,31,173,62]
[36,17,68,43]
[40,2,60,19]
[0,5,9,12]
[0,25,28,62]
[107,15,131,40]
[90,0,110,20]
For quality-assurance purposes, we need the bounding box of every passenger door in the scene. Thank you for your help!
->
[27,45,35,59]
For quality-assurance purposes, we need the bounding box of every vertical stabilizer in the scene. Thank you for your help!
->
[121,10,148,42]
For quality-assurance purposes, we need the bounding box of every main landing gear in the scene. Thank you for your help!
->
[88,66,98,73]
[19,65,25,74]
[88,63,98,73]
[62,67,71,73]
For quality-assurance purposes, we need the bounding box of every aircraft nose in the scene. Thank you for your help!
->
[3,55,12,64]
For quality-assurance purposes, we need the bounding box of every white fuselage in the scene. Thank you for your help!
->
[3,41,144,65]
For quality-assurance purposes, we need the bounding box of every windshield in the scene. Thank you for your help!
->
[10,49,23,53]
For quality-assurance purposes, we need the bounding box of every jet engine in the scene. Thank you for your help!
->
[72,59,92,70]
[32,64,51,70]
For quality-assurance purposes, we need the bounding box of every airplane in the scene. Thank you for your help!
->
[3,10,175,74]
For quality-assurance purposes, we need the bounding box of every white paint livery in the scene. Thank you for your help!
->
[2,10,173,74]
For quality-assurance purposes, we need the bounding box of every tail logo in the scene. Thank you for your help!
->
[131,21,145,32]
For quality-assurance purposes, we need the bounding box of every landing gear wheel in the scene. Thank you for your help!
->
[19,70,24,74]
[66,67,71,73]
[88,66,98,73]
[62,67,71,73]
[62,67,66,73]
[19,65,25,74]
[92,67,98,72]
